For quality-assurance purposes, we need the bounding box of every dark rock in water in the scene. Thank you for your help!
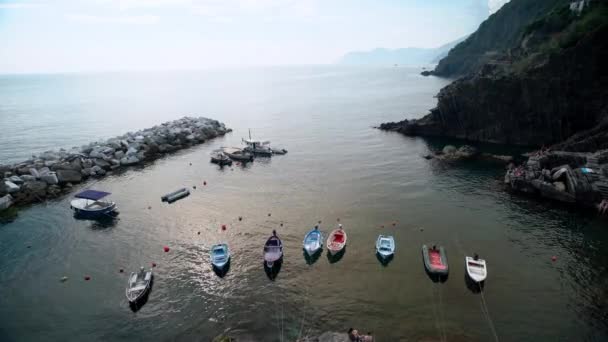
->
[505,150,606,209]
[56,169,82,184]
[420,70,433,76]
[13,181,47,204]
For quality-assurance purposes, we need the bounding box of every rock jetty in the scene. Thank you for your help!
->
[504,149,608,211]
[0,117,230,211]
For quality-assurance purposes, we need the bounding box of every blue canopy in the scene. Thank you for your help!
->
[75,190,111,200]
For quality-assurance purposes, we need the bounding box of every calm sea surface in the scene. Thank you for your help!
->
[0,67,606,341]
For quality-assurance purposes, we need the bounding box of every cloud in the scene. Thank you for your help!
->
[66,13,160,24]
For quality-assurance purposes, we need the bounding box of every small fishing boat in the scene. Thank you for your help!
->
[327,226,347,255]
[210,150,232,165]
[242,138,273,156]
[465,255,487,283]
[263,232,283,268]
[422,244,449,276]
[161,188,190,203]
[222,147,254,162]
[70,190,117,218]
[210,243,230,269]
[376,235,395,259]
[303,226,323,256]
[126,267,153,304]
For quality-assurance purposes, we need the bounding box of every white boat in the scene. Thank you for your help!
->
[125,267,152,304]
[376,235,395,259]
[263,232,283,268]
[465,255,487,283]
[210,243,230,269]
[242,138,273,156]
[303,226,323,256]
[70,190,116,218]
[210,150,232,165]
[222,147,254,162]
[327,226,347,255]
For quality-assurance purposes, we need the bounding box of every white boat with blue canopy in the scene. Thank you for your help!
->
[70,190,116,217]
[303,226,323,256]
[210,243,230,269]
[376,235,395,259]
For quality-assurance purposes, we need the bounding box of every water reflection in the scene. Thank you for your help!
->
[212,260,231,278]
[264,258,283,280]
[327,247,346,264]
[303,249,322,265]
[376,252,393,267]
[464,272,484,293]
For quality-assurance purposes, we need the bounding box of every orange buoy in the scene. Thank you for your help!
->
[163,246,170,252]
[221,224,227,231]
[84,276,91,281]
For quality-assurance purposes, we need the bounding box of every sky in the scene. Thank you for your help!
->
[0,0,510,73]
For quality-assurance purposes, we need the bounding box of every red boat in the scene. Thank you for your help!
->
[327,227,347,255]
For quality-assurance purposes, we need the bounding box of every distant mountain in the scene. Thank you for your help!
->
[338,37,466,66]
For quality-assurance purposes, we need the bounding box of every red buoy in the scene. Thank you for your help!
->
[84,276,91,281]
[119,269,124,273]
[197,231,201,235]
[163,246,170,252]
[203,181,207,186]
[551,256,557,262]
[152,262,157,267]
[221,224,227,231]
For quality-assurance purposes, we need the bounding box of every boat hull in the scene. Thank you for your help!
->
[376,235,395,259]
[422,245,449,276]
[465,257,487,283]
[303,230,323,257]
[70,199,117,218]
[125,271,153,304]
[326,229,347,256]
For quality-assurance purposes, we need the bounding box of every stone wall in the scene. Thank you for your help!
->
[0,116,230,211]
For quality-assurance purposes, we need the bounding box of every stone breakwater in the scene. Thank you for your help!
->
[504,150,608,211]
[0,117,230,211]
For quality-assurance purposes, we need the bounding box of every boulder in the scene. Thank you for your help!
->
[4,181,20,193]
[46,185,62,198]
[56,169,82,183]
[120,156,140,166]
[8,175,24,185]
[29,168,40,179]
[114,150,125,159]
[19,175,36,182]
[94,158,111,170]
[44,160,58,168]
[0,194,13,210]
[442,145,457,155]
[14,181,47,203]
[38,167,51,176]
[455,145,479,159]
[40,172,59,185]
[126,147,138,156]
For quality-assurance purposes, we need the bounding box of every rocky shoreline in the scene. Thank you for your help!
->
[0,117,230,212]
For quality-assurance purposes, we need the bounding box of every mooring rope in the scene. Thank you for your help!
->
[453,235,499,342]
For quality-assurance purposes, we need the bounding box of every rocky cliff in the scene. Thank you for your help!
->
[382,0,608,150]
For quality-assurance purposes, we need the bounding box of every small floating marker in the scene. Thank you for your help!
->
[148,206,152,210]
[337,218,340,222]
[551,256,557,262]
[392,222,396,226]
[318,220,322,224]
[280,222,284,227]
[203,181,207,186]
[231,168,234,171]
[84,276,91,281]
[381,225,384,228]
[193,185,197,189]
[197,231,201,235]
[119,269,124,273]
[221,224,227,231]
[163,246,170,253]
[238,216,243,221]
[152,262,157,268]
[420,227,424,231]
[189,163,192,166]
[268,213,271,217]
[60,276,68,282]
[27,245,31,248]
